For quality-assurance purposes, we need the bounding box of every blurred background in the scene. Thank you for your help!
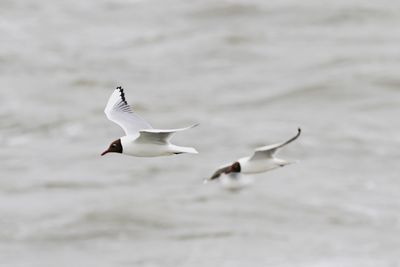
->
[1,0,400,266]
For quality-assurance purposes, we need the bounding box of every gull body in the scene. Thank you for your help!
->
[101,87,198,157]
[207,128,301,181]
[237,156,290,174]
[120,135,197,157]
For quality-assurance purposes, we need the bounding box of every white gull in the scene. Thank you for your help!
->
[101,87,198,157]
[207,128,301,181]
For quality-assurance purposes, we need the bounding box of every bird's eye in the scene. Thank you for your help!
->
[112,144,117,147]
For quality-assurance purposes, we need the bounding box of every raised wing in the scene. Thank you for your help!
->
[104,87,152,136]
[250,128,301,160]
[135,123,199,144]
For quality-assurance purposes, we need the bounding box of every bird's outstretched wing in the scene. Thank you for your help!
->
[104,87,152,136]
[250,128,301,160]
[135,124,199,144]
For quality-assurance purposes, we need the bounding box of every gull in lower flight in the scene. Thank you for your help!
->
[101,86,199,157]
[207,128,301,181]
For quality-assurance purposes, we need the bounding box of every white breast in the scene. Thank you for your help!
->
[121,136,172,157]
[238,157,284,174]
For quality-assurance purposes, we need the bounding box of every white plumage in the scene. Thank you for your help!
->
[101,87,199,157]
[207,128,301,181]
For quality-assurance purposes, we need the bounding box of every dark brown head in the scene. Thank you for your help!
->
[230,162,241,173]
[101,139,123,156]
[209,161,241,180]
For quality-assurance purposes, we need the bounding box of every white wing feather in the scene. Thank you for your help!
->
[104,87,152,136]
[250,128,301,160]
[135,124,199,144]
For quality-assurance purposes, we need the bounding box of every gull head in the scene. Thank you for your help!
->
[230,162,241,173]
[101,139,123,156]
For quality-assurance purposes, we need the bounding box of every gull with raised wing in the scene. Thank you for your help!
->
[207,128,301,181]
[101,86,199,157]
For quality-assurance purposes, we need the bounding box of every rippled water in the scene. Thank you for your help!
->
[1,0,400,266]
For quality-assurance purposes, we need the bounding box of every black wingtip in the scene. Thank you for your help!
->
[295,128,302,139]
[116,86,127,104]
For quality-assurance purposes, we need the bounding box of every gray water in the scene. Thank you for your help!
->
[1,0,400,266]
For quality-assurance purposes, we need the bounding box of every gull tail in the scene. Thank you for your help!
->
[173,146,199,155]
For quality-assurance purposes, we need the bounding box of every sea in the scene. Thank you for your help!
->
[1,0,400,266]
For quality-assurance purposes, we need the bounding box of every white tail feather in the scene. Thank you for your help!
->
[173,146,198,154]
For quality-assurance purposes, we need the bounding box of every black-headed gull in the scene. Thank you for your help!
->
[207,128,301,181]
[101,87,199,157]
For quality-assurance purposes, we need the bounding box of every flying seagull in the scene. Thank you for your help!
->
[101,87,199,157]
[207,128,301,181]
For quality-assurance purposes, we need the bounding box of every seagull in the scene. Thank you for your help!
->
[207,128,301,181]
[101,86,199,157]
